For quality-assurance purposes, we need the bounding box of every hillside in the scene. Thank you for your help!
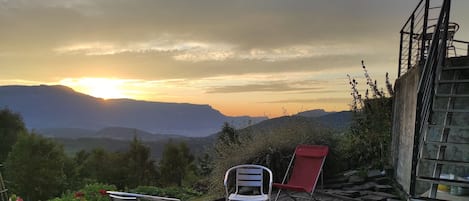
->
[314,111,352,129]
[0,85,267,137]
[53,137,212,160]
[50,110,351,161]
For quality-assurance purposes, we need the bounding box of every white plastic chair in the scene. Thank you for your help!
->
[107,191,180,201]
[223,164,273,201]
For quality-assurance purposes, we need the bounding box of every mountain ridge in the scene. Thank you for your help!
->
[0,85,267,137]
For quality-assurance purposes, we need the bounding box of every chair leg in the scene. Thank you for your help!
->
[274,189,282,201]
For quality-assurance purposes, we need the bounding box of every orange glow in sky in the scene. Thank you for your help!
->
[59,78,129,99]
[1,0,469,118]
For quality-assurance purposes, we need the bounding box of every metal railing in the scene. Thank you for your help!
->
[398,0,469,77]
[397,0,469,198]
[398,0,444,77]
[450,39,469,57]
[409,0,451,197]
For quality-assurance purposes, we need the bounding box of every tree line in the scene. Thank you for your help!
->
[0,108,197,201]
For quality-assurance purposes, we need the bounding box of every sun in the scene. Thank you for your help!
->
[60,77,128,99]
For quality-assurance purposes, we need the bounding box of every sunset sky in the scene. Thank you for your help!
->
[1,0,469,117]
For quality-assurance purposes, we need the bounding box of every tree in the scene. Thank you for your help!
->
[79,148,128,188]
[0,108,26,163]
[5,133,67,201]
[218,122,239,146]
[159,141,195,186]
[125,136,158,188]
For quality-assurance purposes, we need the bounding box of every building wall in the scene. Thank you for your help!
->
[391,66,420,193]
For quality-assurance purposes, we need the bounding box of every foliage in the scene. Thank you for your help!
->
[130,186,202,201]
[5,133,67,201]
[124,136,159,188]
[159,141,196,187]
[216,122,240,147]
[67,137,159,189]
[209,118,342,196]
[48,183,117,201]
[344,61,393,169]
[0,108,26,163]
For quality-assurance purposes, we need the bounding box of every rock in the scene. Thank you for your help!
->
[343,170,359,177]
[373,184,393,192]
[349,175,366,184]
[325,176,349,184]
[324,183,345,189]
[365,191,399,199]
[358,194,387,201]
[324,190,361,198]
[367,169,384,178]
[373,177,391,185]
[344,182,379,191]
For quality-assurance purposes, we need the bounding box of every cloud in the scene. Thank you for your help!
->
[0,0,423,86]
[54,38,373,63]
[206,82,323,93]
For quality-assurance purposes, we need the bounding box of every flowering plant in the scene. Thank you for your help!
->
[8,194,23,201]
[49,183,116,201]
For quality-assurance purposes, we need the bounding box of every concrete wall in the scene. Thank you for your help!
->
[391,67,420,193]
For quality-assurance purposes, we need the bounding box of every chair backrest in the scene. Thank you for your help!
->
[224,164,273,195]
[286,145,329,193]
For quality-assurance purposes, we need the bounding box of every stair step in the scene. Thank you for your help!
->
[420,158,469,167]
[438,79,469,83]
[432,108,469,113]
[425,141,469,146]
[410,197,448,201]
[417,176,469,188]
[443,66,469,70]
[428,124,469,129]
[435,94,469,97]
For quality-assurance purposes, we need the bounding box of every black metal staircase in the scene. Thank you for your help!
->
[416,57,469,198]
[398,0,469,199]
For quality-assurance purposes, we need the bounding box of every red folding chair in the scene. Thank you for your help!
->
[273,145,329,201]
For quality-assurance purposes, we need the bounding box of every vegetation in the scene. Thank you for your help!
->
[209,119,342,196]
[159,141,196,187]
[49,183,117,201]
[0,108,26,163]
[0,110,203,201]
[0,68,395,200]
[344,61,394,169]
[5,133,67,201]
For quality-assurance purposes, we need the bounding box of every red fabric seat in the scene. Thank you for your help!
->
[273,145,329,201]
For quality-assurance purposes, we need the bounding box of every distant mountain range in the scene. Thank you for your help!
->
[0,85,266,137]
[47,111,352,160]
[37,127,185,141]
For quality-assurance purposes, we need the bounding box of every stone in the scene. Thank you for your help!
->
[373,176,391,184]
[348,175,366,184]
[358,194,387,201]
[363,191,399,199]
[343,170,359,177]
[346,182,381,191]
[373,184,393,192]
[325,176,349,184]
[367,169,384,178]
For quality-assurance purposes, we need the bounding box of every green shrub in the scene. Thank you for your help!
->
[209,117,343,196]
[48,183,116,201]
[345,61,393,169]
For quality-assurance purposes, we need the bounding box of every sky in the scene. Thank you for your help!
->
[1,0,468,118]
